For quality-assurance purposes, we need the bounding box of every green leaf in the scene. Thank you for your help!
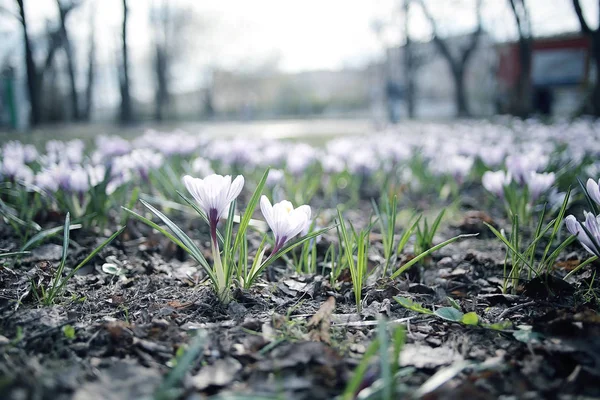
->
[434,307,464,322]
[447,297,461,310]
[481,320,513,330]
[461,312,479,325]
[62,324,76,340]
[513,327,543,343]
[394,296,434,315]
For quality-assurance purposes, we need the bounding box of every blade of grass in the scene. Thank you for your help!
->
[391,234,477,279]
[138,199,215,283]
[21,223,83,251]
[52,226,126,301]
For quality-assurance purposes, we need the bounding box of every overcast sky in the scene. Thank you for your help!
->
[3,0,598,72]
[0,0,597,105]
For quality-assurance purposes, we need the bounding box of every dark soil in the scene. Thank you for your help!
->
[1,193,600,400]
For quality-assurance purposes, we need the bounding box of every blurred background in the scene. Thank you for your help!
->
[0,0,598,132]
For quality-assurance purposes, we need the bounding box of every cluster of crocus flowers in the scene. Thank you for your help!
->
[565,178,600,258]
[182,172,311,302]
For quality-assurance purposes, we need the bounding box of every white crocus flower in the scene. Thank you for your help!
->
[525,171,555,202]
[183,174,245,231]
[183,173,244,302]
[566,213,600,257]
[260,195,311,253]
[586,178,600,206]
[482,170,511,198]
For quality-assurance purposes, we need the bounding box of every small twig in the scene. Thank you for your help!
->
[497,300,536,321]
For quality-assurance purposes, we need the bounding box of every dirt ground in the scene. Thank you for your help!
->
[1,189,600,400]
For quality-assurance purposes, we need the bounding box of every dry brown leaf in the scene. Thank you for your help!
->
[554,260,580,271]
[307,296,336,344]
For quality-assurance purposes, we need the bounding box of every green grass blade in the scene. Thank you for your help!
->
[0,251,31,258]
[53,225,126,299]
[21,223,83,251]
[233,168,270,254]
[139,199,215,283]
[154,330,207,400]
[483,222,540,277]
[564,255,598,279]
[391,234,477,279]
[47,213,71,304]
[378,320,392,400]
[246,226,333,287]
[121,207,189,251]
[342,338,380,400]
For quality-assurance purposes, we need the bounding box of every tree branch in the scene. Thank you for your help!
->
[572,0,592,34]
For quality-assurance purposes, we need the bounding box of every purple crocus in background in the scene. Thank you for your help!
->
[525,171,555,202]
[482,170,511,198]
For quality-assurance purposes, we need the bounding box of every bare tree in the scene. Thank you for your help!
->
[15,0,68,126]
[56,0,81,121]
[149,0,196,121]
[56,0,82,121]
[507,0,532,117]
[118,0,133,123]
[82,2,95,121]
[572,0,600,116]
[15,0,41,125]
[403,0,416,118]
[418,0,483,117]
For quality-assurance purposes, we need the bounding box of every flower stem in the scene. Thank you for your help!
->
[210,221,229,303]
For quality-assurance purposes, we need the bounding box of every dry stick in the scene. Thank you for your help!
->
[497,300,536,321]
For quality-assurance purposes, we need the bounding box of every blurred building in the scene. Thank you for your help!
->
[497,33,590,116]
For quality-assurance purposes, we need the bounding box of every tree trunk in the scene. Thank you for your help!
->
[514,36,532,117]
[590,34,600,115]
[119,0,133,123]
[419,0,481,118]
[82,7,95,121]
[403,0,416,118]
[154,45,168,121]
[453,66,469,117]
[16,0,42,126]
[57,2,80,121]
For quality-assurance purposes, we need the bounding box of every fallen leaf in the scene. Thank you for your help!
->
[307,296,335,344]
[167,300,192,309]
[554,259,580,271]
